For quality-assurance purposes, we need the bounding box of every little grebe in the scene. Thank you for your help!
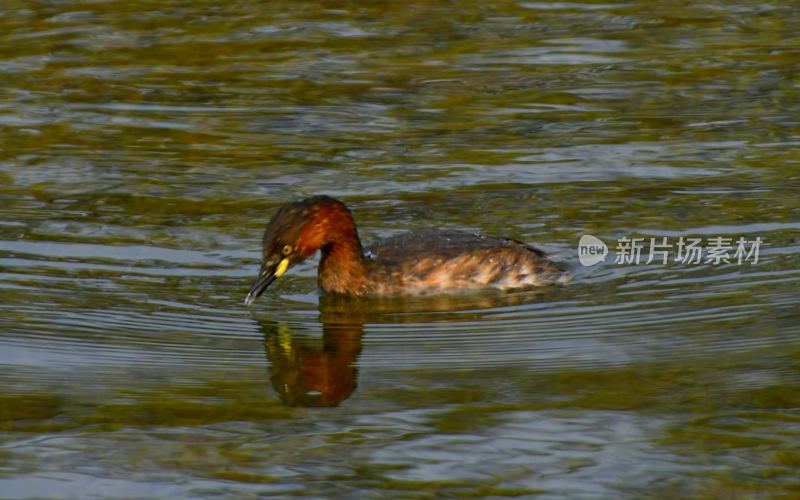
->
[245,196,567,305]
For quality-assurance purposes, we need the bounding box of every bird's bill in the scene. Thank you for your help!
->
[244,258,289,306]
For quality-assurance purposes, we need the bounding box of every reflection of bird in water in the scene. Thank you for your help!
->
[259,291,564,407]
[263,321,363,407]
[246,196,568,305]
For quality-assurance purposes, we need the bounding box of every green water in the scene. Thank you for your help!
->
[1,0,799,497]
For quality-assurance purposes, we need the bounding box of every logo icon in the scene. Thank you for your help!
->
[578,234,608,267]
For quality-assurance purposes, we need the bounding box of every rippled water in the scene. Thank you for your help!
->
[1,0,799,497]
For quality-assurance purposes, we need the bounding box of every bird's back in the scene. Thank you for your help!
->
[363,230,567,294]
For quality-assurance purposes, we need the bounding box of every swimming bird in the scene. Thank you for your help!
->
[245,196,567,304]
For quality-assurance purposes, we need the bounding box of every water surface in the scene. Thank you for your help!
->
[1,0,799,497]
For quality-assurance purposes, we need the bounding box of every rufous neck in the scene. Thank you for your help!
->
[318,235,368,295]
[308,203,369,294]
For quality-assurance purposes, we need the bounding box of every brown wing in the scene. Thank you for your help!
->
[363,230,564,292]
[365,229,544,264]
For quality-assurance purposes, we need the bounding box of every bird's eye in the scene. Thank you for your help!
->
[282,244,292,255]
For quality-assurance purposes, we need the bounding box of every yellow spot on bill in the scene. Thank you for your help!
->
[275,258,289,278]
